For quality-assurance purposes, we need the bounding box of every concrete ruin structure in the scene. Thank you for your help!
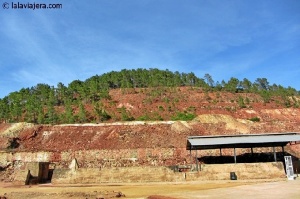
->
[12,162,53,185]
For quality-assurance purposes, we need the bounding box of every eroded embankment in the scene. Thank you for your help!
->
[0,113,300,183]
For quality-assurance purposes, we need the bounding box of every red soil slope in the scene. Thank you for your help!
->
[1,88,300,155]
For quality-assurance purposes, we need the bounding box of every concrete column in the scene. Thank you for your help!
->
[234,148,237,164]
[273,147,277,162]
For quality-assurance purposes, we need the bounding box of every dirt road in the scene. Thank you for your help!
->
[0,179,299,199]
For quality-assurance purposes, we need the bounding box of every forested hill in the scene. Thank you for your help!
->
[0,68,299,124]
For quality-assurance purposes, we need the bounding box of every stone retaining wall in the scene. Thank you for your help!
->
[52,166,184,184]
[51,162,286,184]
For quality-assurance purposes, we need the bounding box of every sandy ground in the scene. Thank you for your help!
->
[0,178,299,199]
[171,179,300,199]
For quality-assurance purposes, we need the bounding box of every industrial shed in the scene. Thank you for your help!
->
[186,133,300,170]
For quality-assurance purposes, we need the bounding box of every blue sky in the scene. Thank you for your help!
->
[0,0,299,98]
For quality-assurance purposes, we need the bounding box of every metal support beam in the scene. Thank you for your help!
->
[251,147,253,155]
[234,148,237,164]
[220,148,222,156]
[196,150,199,171]
[273,147,277,162]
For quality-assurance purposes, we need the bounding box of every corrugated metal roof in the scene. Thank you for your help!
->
[187,133,300,150]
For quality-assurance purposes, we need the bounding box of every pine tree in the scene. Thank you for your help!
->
[78,101,87,123]
[46,88,58,124]
[65,99,74,123]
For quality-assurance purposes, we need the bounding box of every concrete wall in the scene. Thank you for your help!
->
[1,149,289,184]
[187,162,286,180]
[52,166,184,184]
[51,162,286,184]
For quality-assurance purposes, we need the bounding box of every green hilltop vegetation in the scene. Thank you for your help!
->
[0,68,299,124]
